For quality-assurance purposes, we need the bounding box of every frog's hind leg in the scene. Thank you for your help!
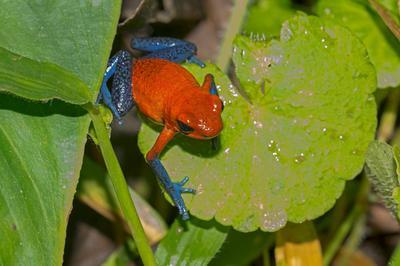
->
[131,37,205,67]
[97,50,135,121]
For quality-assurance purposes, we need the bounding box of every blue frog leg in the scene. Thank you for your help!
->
[131,37,205,68]
[146,127,195,220]
[97,50,134,121]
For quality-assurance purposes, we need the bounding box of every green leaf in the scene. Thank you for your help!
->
[389,242,400,266]
[243,0,296,37]
[155,218,229,266]
[102,239,137,266]
[139,14,377,232]
[365,141,399,216]
[316,0,400,88]
[0,47,91,104]
[209,230,273,266]
[0,0,120,102]
[0,96,89,265]
[393,145,400,179]
[0,0,121,264]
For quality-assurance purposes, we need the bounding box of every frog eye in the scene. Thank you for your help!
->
[177,120,194,134]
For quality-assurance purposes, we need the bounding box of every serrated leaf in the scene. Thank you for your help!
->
[243,0,296,38]
[0,0,121,264]
[155,218,228,266]
[0,47,90,104]
[0,0,120,102]
[365,141,399,215]
[394,145,400,179]
[316,0,400,88]
[138,14,376,232]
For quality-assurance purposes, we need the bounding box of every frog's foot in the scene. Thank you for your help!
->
[171,176,196,220]
[173,176,196,194]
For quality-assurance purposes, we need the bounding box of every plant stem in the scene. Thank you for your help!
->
[368,0,400,40]
[323,176,369,265]
[85,104,156,266]
[378,89,400,142]
[216,0,251,72]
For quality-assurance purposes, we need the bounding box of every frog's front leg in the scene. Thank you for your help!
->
[131,37,206,67]
[97,50,135,121]
[146,127,195,220]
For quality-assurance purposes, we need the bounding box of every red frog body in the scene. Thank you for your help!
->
[132,58,223,142]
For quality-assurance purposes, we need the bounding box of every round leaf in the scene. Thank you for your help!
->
[316,0,400,89]
[138,14,377,232]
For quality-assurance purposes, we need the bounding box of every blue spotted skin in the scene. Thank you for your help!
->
[98,37,206,220]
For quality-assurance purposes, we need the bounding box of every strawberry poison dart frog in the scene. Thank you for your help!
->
[97,37,224,220]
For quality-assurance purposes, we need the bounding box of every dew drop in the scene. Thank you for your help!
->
[221,216,231,224]
[293,153,306,164]
[339,135,344,141]
[224,147,230,154]
[253,120,263,128]
[260,210,287,231]
[322,127,327,133]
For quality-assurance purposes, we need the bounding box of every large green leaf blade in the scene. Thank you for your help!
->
[316,0,400,89]
[0,0,120,102]
[0,47,91,104]
[139,14,376,232]
[155,219,228,266]
[0,0,121,264]
[0,96,89,265]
